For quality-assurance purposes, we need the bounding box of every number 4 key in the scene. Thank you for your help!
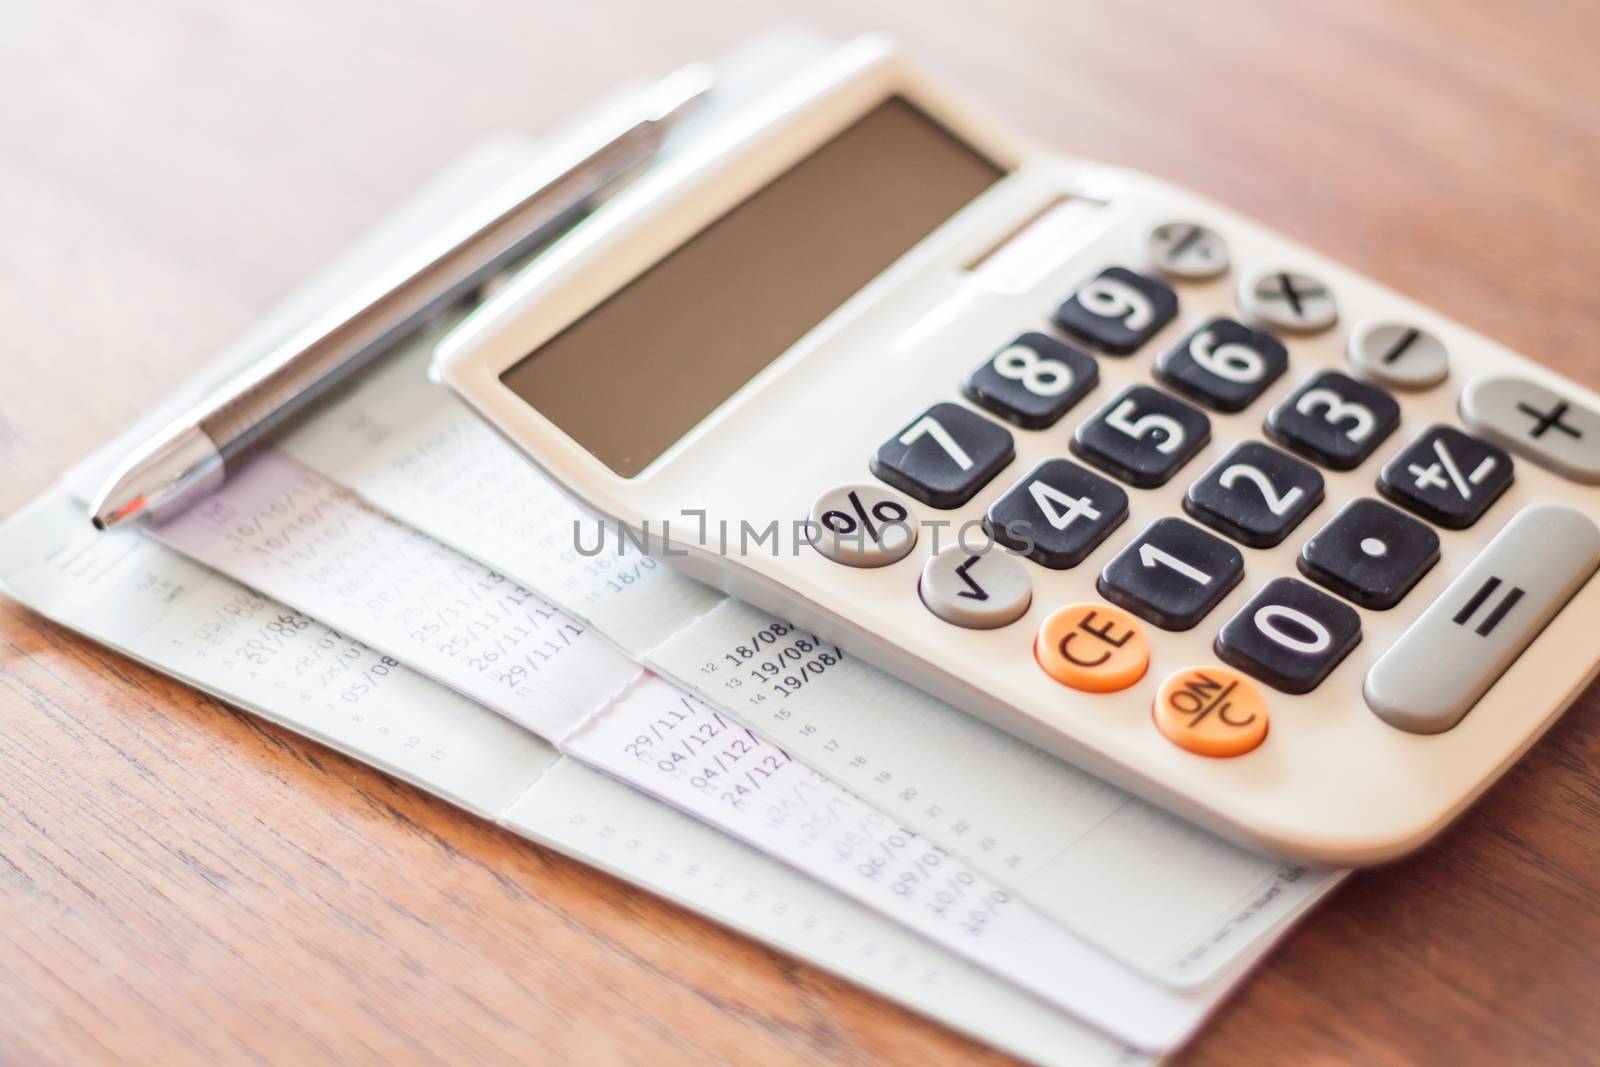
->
[984,458,1128,569]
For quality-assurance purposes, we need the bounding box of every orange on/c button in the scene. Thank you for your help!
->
[1153,666,1269,757]
[1035,603,1150,693]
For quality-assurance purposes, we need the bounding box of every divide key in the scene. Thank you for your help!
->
[1365,504,1600,733]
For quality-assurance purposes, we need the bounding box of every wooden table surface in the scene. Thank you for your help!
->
[4,2,1599,1064]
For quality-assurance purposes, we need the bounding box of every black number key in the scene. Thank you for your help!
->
[1072,385,1211,488]
[1051,266,1178,355]
[962,332,1099,430]
[1183,441,1324,548]
[1097,517,1245,630]
[871,402,1014,509]
[1215,577,1362,694]
[984,458,1128,569]
[1154,318,1288,412]
[1298,498,1440,610]
[1378,424,1514,529]
[1265,371,1400,470]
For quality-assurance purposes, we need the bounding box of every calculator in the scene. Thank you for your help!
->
[434,35,1600,864]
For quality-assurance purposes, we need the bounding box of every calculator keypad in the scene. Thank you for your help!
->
[1215,577,1362,694]
[816,206,1600,769]
[963,332,1098,429]
[985,458,1128,569]
[1377,424,1513,529]
[1154,318,1287,412]
[1265,370,1400,470]
[1097,517,1245,631]
[1183,441,1324,548]
[1298,499,1439,610]
[1073,385,1211,488]
[871,402,1014,509]
[1051,267,1177,355]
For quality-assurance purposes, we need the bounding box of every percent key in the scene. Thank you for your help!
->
[809,483,919,567]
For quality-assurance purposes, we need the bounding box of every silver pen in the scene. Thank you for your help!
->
[89,64,712,530]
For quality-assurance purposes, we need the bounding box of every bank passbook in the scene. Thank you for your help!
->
[433,35,1600,864]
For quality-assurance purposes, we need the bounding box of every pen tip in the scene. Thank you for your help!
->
[89,497,140,531]
[85,424,223,531]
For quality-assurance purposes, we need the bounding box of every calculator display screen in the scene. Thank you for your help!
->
[499,96,1006,476]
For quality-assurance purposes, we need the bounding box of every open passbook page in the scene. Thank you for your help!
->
[0,492,1145,1067]
[138,452,1244,1050]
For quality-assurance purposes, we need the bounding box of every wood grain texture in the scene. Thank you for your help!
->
[2,1,1598,1064]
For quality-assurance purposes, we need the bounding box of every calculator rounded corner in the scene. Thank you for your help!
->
[1235,814,1441,868]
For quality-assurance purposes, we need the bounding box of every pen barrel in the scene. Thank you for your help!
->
[200,192,597,462]
[199,331,399,458]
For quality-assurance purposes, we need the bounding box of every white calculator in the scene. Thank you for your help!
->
[434,36,1600,864]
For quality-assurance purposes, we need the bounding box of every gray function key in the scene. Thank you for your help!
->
[810,484,918,568]
[1146,221,1230,280]
[1238,268,1338,334]
[1461,375,1600,484]
[919,546,1032,630]
[1347,321,1449,390]
[1364,504,1600,734]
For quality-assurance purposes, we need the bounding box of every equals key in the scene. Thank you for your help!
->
[1450,575,1524,637]
[1365,504,1600,734]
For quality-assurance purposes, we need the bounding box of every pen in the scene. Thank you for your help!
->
[88,63,713,530]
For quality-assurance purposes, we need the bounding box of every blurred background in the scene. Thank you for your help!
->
[4,0,1598,516]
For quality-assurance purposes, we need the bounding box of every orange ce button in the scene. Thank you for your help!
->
[1035,603,1150,693]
